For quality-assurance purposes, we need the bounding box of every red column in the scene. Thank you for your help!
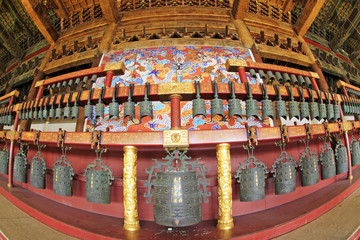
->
[104,71,114,88]
[339,105,353,180]
[238,67,248,83]
[311,78,319,90]
[343,86,349,97]
[8,111,20,187]
[36,86,44,99]
[169,94,182,129]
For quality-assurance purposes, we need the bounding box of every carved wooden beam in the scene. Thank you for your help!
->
[232,0,250,20]
[20,0,58,45]
[52,0,69,19]
[99,0,120,24]
[293,0,325,37]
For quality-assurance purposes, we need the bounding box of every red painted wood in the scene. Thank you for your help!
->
[170,95,181,129]
[8,96,14,107]
[311,78,319,90]
[238,67,248,83]
[36,86,44,99]
[104,71,114,88]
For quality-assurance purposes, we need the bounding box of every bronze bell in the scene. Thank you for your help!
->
[82,76,89,86]
[304,77,313,89]
[317,90,327,120]
[49,105,55,119]
[61,81,67,90]
[53,147,74,197]
[283,73,291,83]
[211,81,224,119]
[267,71,275,82]
[341,95,347,114]
[245,82,258,119]
[228,81,242,118]
[319,137,336,180]
[29,105,33,120]
[109,84,120,119]
[38,106,43,120]
[271,142,297,195]
[124,84,136,119]
[287,86,299,120]
[43,96,50,119]
[19,110,23,121]
[275,72,283,84]
[290,74,298,85]
[55,93,64,119]
[298,140,319,186]
[326,92,334,120]
[333,93,340,121]
[56,82,61,91]
[51,83,56,91]
[260,84,273,119]
[63,92,73,119]
[95,87,105,119]
[249,69,257,78]
[140,82,153,119]
[14,142,28,183]
[84,88,94,119]
[351,135,360,166]
[274,85,286,119]
[334,135,348,175]
[29,145,46,189]
[308,89,319,120]
[299,87,309,120]
[258,70,266,81]
[72,91,81,119]
[75,77,81,87]
[33,105,38,120]
[84,149,114,204]
[144,150,211,227]
[235,145,268,202]
[192,81,206,118]
[7,112,13,126]
[0,142,9,175]
[91,74,97,83]
[68,79,74,90]
[298,75,305,87]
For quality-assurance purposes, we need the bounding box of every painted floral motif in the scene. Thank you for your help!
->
[87,46,266,132]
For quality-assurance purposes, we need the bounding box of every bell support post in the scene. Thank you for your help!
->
[123,146,140,231]
[216,143,234,230]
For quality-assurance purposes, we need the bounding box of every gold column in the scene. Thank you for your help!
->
[216,143,234,230]
[123,146,140,231]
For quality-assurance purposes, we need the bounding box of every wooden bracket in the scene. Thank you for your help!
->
[17,130,22,143]
[33,130,40,145]
[57,129,66,147]
[305,123,313,139]
[246,125,258,146]
[324,122,330,137]
[91,130,101,149]
[280,125,289,143]
[338,122,344,135]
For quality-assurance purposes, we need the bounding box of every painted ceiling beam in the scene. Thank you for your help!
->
[20,0,58,45]
[0,25,24,60]
[100,0,120,23]
[294,0,325,37]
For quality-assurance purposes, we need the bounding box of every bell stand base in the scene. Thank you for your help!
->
[1,166,360,240]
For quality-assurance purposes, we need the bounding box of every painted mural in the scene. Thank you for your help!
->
[87,46,266,132]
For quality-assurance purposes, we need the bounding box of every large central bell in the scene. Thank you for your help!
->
[84,149,114,204]
[53,147,74,197]
[271,142,297,195]
[235,145,268,202]
[319,137,336,180]
[261,84,273,119]
[0,142,9,175]
[14,142,28,183]
[145,150,210,227]
[298,140,319,186]
[29,145,46,189]
[350,135,360,166]
[334,136,348,175]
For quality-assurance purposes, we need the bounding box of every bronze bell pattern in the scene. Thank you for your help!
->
[0,141,9,175]
[326,92,334,121]
[271,142,297,195]
[84,88,94,119]
[140,82,153,119]
[192,81,207,118]
[235,145,268,202]
[332,93,340,121]
[64,92,73,119]
[287,85,299,120]
[317,90,327,120]
[298,87,309,121]
[228,81,242,118]
[14,142,28,183]
[245,82,258,119]
[144,150,211,227]
[334,135,348,175]
[350,134,360,167]
[95,87,105,119]
[274,85,286,119]
[109,84,120,119]
[53,147,74,197]
[124,84,135,119]
[298,140,319,187]
[210,81,224,119]
[84,149,114,204]
[29,145,46,189]
[260,83,273,119]
[308,89,319,120]
[319,137,336,180]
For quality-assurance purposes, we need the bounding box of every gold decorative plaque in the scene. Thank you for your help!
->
[158,83,194,96]
[163,129,189,148]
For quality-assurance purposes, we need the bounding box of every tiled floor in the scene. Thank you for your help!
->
[0,187,359,240]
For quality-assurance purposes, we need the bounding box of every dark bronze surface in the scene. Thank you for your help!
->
[14,143,28,183]
[319,138,336,180]
[211,81,224,119]
[350,136,360,167]
[29,146,46,189]
[0,148,9,175]
[334,138,349,175]
[53,147,74,197]
[298,142,319,187]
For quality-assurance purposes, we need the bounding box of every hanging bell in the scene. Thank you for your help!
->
[140,82,153,119]
[75,77,81,86]
[275,72,283,84]
[61,81,67,90]
[84,88,94,119]
[228,82,242,118]
[49,105,55,119]
[249,69,257,78]
[7,112,13,126]
[333,93,340,121]
[68,79,74,89]
[287,86,299,120]
[350,135,360,166]
[267,71,275,82]
[319,137,336,180]
[14,143,28,183]
[271,142,297,195]
[28,106,33,120]
[64,104,71,119]
[297,75,305,86]
[53,147,74,197]
[317,90,327,120]
[56,82,61,91]
[298,141,319,186]
[261,84,273,119]
[95,88,105,119]
[308,89,319,120]
[235,145,268,202]
[283,73,291,83]
[82,76,89,86]
[84,149,114,204]
[326,92,334,121]
[0,143,9,175]
[334,137,348,175]
[299,87,309,120]
[55,103,63,119]
[91,74,97,83]
[192,81,206,118]
[290,74,298,85]
[33,107,38,120]
[109,84,120,119]
[245,82,258,119]
[258,70,266,81]
[24,107,29,120]
[275,85,286,119]
[304,77,313,89]
[29,145,46,189]
[71,92,80,119]
[341,95,348,114]
[19,110,23,121]
[210,81,224,119]
[144,150,210,227]
[38,106,43,120]
[124,84,136,119]
[43,96,50,119]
